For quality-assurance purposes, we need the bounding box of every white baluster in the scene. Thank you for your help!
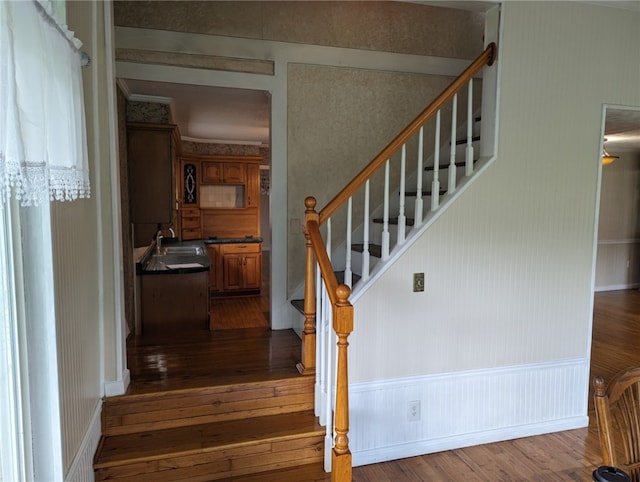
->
[382,160,390,260]
[431,111,441,211]
[323,281,333,473]
[362,180,370,281]
[449,93,458,194]
[326,218,332,261]
[397,145,406,245]
[344,197,353,287]
[466,79,474,176]
[315,265,324,421]
[414,127,424,227]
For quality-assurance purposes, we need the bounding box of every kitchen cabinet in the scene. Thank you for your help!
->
[127,123,179,246]
[206,244,222,292]
[181,207,201,240]
[201,161,246,184]
[221,243,261,292]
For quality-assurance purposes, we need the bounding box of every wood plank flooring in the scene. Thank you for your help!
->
[124,289,640,481]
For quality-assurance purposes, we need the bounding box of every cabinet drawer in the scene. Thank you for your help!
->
[182,208,200,216]
[181,228,202,240]
[221,243,261,254]
[182,217,201,229]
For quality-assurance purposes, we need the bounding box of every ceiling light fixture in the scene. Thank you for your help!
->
[602,138,619,166]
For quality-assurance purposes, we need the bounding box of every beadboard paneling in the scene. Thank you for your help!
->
[350,360,588,466]
[52,200,102,473]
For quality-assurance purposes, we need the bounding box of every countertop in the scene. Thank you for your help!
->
[203,236,263,245]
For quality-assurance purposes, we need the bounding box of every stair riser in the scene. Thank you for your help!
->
[103,378,314,436]
[95,434,323,481]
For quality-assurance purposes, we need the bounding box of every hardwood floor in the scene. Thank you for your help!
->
[123,289,640,480]
[210,295,269,330]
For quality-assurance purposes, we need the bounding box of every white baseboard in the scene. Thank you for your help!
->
[353,416,587,467]
[347,359,590,467]
[104,368,130,397]
[64,400,102,482]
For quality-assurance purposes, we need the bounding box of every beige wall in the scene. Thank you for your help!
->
[113,1,483,59]
[351,1,640,381]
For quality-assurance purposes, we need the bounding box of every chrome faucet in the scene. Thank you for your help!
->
[169,227,175,238]
[155,230,163,254]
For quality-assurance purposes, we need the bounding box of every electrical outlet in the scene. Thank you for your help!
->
[407,400,421,421]
[413,273,424,292]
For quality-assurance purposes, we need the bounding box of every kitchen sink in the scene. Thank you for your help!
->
[159,246,205,256]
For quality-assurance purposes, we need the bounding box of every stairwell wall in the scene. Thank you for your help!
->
[348,1,640,467]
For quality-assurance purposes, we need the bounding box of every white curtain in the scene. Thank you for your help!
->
[0,0,89,206]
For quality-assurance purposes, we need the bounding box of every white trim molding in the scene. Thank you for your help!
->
[349,359,589,467]
[104,368,131,398]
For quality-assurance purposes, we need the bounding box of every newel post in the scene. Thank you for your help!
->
[297,196,318,375]
[332,284,353,482]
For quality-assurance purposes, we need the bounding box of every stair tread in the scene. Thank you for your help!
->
[453,134,480,145]
[107,373,311,404]
[404,189,446,197]
[95,410,323,468]
[224,462,329,481]
[373,217,415,226]
[424,159,477,171]
[351,243,382,258]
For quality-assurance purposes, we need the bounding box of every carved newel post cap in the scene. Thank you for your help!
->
[305,196,316,211]
[336,284,351,303]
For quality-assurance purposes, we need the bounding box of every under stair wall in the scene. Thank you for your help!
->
[341,1,640,468]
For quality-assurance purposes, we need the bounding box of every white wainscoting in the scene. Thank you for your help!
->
[349,359,589,467]
[64,401,102,482]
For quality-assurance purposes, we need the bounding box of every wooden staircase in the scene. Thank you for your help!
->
[94,328,327,481]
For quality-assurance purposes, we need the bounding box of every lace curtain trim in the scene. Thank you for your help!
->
[0,0,90,207]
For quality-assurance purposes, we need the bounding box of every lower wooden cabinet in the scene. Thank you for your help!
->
[206,244,222,292]
[222,243,261,292]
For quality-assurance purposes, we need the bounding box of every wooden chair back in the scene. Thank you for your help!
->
[594,366,640,481]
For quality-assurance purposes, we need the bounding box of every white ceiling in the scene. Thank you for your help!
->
[121,78,271,146]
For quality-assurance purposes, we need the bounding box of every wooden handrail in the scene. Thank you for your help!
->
[307,219,341,305]
[319,42,497,225]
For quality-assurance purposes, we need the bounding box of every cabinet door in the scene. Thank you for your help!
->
[206,245,222,292]
[223,254,243,291]
[223,163,246,183]
[202,162,223,183]
[242,253,262,290]
[128,127,174,224]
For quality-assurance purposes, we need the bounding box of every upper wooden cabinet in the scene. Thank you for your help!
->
[178,155,262,240]
[202,161,246,184]
[127,123,180,246]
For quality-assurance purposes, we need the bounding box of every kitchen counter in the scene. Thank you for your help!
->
[135,239,210,333]
[203,236,263,245]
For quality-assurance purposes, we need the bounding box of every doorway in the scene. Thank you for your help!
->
[116,80,272,334]
[595,106,640,292]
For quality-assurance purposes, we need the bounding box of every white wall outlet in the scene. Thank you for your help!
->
[407,400,421,421]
